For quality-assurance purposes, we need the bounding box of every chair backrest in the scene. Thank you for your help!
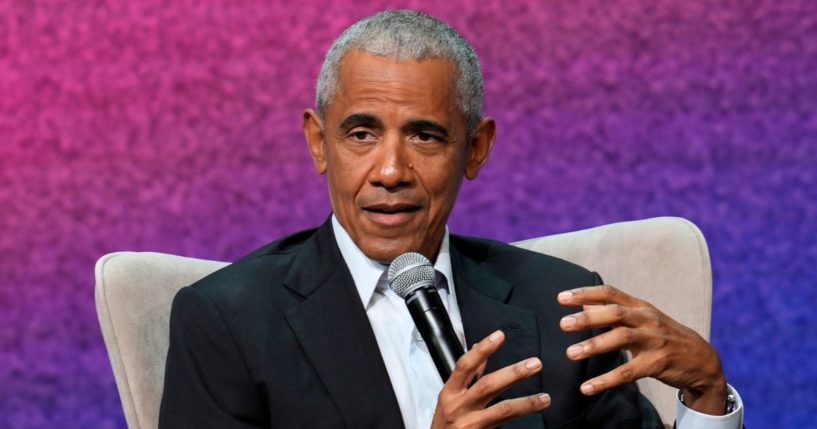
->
[95,252,228,429]
[95,216,711,429]
[514,216,711,428]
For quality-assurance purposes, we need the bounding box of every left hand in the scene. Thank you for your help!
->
[558,285,728,415]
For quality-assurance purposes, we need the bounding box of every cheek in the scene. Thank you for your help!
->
[326,151,368,203]
[425,163,463,211]
[328,171,355,204]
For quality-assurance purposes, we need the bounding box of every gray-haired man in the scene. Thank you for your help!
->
[160,10,743,428]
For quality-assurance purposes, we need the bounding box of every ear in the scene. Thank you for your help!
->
[303,109,327,174]
[464,117,496,180]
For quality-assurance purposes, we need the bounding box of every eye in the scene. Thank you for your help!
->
[349,130,374,141]
[415,132,438,142]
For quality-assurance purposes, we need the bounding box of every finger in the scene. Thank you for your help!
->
[465,356,543,406]
[467,393,551,427]
[583,304,605,311]
[467,343,489,385]
[560,304,642,332]
[579,359,646,396]
[445,330,505,391]
[565,327,641,360]
[558,285,642,308]
[474,358,488,380]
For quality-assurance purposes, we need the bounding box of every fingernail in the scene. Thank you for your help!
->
[567,344,583,358]
[561,316,576,328]
[488,330,503,342]
[580,383,594,394]
[538,393,551,405]
[525,358,541,369]
[558,291,573,302]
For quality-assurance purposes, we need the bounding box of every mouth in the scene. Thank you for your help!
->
[363,203,422,214]
[362,203,422,226]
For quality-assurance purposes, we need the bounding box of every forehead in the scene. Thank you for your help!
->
[329,50,461,125]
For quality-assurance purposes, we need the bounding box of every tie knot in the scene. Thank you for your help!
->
[435,270,448,292]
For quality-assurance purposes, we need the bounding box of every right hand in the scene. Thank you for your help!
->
[431,330,551,429]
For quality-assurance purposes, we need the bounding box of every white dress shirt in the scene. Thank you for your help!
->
[331,215,743,429]
[332,216,464,429]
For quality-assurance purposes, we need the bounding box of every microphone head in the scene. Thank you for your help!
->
[387,252,436,299]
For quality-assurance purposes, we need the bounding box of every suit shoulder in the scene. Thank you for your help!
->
[450,234,599,284]
[235,226,319,262]
[184,226,319,303]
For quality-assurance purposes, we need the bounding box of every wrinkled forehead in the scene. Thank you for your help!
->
[328,50,463,125]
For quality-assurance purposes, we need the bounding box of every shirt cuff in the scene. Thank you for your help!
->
[676,384,744,429]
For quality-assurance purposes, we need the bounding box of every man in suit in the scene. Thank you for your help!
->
[160,10,743,428]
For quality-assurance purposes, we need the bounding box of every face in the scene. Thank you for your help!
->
[304,50,495,262]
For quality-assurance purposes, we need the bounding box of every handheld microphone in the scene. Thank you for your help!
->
[388,252,465,381]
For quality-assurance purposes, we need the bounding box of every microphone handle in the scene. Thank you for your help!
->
[405,287,465,381]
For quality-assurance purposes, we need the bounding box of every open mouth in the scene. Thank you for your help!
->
[362,203,422,225]
[364,204,422,215]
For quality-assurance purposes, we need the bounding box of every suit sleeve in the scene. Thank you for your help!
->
[583,272,665,429]
[159,286,267,429]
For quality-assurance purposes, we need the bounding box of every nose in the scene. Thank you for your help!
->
[368,133,413,190]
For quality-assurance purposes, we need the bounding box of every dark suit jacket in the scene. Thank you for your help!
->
[160,219,659,428]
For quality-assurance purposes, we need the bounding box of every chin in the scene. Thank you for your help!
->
[360,240,418,264]
[361,248,405,264]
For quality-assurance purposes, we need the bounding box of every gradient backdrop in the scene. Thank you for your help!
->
[2,0,815,427]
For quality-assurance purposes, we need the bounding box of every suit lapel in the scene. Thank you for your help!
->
[283,220,404,429]
[451,240,546,429]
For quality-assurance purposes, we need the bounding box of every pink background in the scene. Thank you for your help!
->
[2,1,816,427]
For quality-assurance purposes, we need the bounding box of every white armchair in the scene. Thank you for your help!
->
[95,216,711,429]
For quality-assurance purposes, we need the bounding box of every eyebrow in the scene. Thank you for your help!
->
[337,114,451,139]
[338,113,380,131]
[402,119,450,139]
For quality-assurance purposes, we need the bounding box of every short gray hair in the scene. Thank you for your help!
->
[316,10,484,135]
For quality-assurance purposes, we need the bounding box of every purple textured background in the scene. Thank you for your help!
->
[2,1,816,427]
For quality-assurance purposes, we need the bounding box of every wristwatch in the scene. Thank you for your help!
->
[679,390,738,414]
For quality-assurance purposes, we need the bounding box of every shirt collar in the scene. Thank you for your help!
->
[331,215,456,308]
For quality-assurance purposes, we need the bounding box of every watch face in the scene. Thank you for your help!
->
[680,391,738,414]
[726,393,737,413]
